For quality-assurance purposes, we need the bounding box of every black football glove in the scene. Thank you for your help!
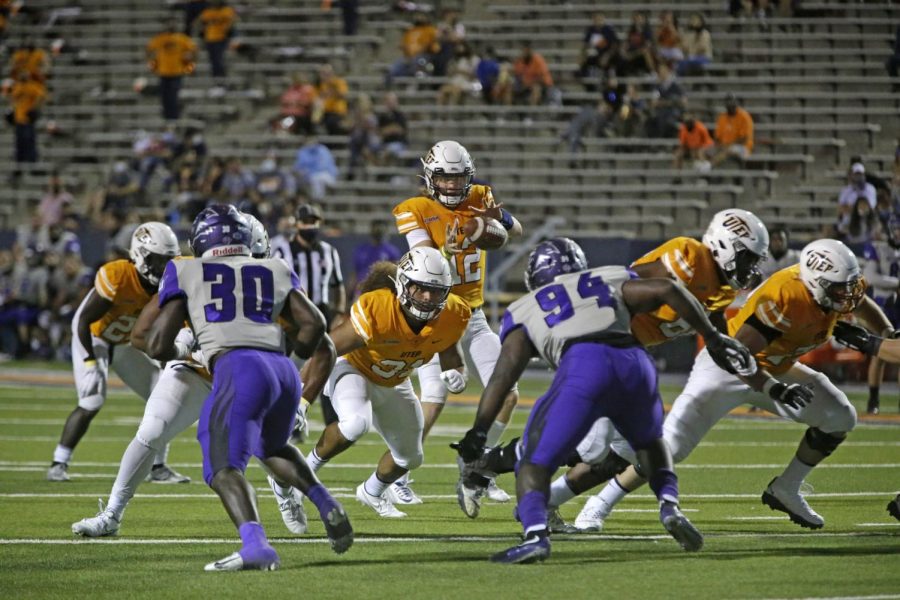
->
[706,332,757,377]
[768,382,814,409]
[451,427,488,463]
[832,321,883,355]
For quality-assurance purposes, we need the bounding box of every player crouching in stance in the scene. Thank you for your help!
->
[453,238,755,564]
[829,320,900,522]
[144,205,352,571]
[299,247,471,518]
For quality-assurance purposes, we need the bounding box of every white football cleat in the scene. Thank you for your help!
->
[456,478,486,519]
[574,495,612,532]
[267,475,307,534]
[146,464,190,484]
[72,499,120,537]
[47,462,70,482]
[761,476,824,529]
[355,483,406,518]
[386,479,423,505]
[486,478,511,503]
[203,548,279,572]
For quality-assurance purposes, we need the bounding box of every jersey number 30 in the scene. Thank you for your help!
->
[202,263,275,323]
[535,272,616,328]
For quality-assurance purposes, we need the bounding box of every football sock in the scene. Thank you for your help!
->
[153,444,168,467]
[363,472,390,498]
[517,490,549,534]
[238,521,269,549]
[306,483,339,515]
[394,472,409,486]
[779,456,814,492]
[269,478,294,500]
[648,468,679,505]
[548,475,577,508]
[306,448,328,473]
[486,420,507,448]
[597,477,630,509]
[108,437,157,519]
[53,444,73,465]
[868,386,879,403]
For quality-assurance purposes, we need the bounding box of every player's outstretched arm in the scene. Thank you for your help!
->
[734,320,813,410]
[851,295,893,337]
[281,289,329,359]
[145,298,189,361]
[298,315,366,403]
[130,293,161,353]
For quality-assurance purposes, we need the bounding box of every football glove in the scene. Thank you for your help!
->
[451,427,488,463]
[78,358,105,399]
[705,332,756,377]
[767,382,814,409]
[440,369,466,394]
[173,328,196,361]
[291,399,310,444]
[832,321,883,355]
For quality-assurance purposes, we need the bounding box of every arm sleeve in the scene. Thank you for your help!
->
[348,296,375,343]
[330,246,344,285]
[393,201,425,236]
[753,289,793,334]
[659,242,695,286]
[158,261,187,307]
[94,264,120,301]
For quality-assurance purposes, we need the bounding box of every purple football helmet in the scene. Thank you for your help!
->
[525,237,589,291]
[190,204,252,258]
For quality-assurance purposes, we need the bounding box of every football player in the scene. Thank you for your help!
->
[391,140,523,504]
[297,247,470,517]
[860,218,900,414]
[71,215,309,538]
[144,205,352,571]
[584,239,892,531]
[47,222,184,483]
[452,238,755,563]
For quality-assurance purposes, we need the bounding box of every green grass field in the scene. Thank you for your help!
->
[1,374,898,600]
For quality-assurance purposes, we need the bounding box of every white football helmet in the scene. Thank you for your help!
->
[129,221,180,286]
[394,247,453,321]
[421,140,475,209]
[243,213,271,258]
[702,209,770,289]
[799,239,865,313]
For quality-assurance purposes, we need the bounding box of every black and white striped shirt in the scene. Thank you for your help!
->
[271,235,343,307]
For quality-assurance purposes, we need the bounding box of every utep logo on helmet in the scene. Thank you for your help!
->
[806,251,835,273]
[134,226,153,244]
[722,215,752,238]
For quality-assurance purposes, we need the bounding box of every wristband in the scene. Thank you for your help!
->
[761,378,778,396]
[83,359,97,368]
[300,397,311,411]
[498,208,514,231]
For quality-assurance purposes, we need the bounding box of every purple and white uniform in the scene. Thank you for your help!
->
[159,255,303,484]
[862,240,900,327]
[500,266,663,469]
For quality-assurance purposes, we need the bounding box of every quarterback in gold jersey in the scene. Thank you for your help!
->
[587,239,892,532]
[47,223,183,483]
[392,140,522,503]
[301,248,471,518]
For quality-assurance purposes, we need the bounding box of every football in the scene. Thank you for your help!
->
[463,216,508,250]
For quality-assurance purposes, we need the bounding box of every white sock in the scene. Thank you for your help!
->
[269,478,294,499]
[597,477,629,509]
[107,438,157,520]
[486,420,507,447]
[779,456,814,492]
[363,472,389,498]
[53,444,73,465]
[306,448,328,473]
[153,444,168,467]
[548,475,577,508]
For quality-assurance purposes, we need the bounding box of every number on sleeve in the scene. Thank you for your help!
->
[535,284,574,327]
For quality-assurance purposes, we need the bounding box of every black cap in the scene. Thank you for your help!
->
[296,203,323,222]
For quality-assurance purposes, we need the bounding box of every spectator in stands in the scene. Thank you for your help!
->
[8,71,46,166]
[433,8,466,77]
[38,173,74,227]
[46,251,93,360]
[133,128,176,192]
[837,196,881,245]
[385,12,438,87]
[600,75,627,114]
[218,156,257,209]
[197,0,236,80]
[93,162,139,231]
[36,220,81,258]
[759,227,800,279]
[316,63,349,135]
[352,220,402,296]
[561,100,614,155]
[838,162,878,217]
[277,72,319,136]
[437,41,479,105]
[146,18,197,121]
[889,26,900,90]
[321,0,359,36]
[577,12,619,90]
[711,93,753,168]
[347,93,379,180]
[512,42,553,106]
[173,0,208,35]
[476,46,500,104]
[619,11,655,77]
[253,154,297,216]
[645,63,685,138]
[293,136,338,202]
[678,13,713,76]
[493,59,515,106]
[655,10,683,65]
[10,36,49,82]
[672,112,713,170]
[615,84,647,138]
[376,92,408,164]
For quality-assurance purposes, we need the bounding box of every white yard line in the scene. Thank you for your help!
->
[746,595,900,600]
